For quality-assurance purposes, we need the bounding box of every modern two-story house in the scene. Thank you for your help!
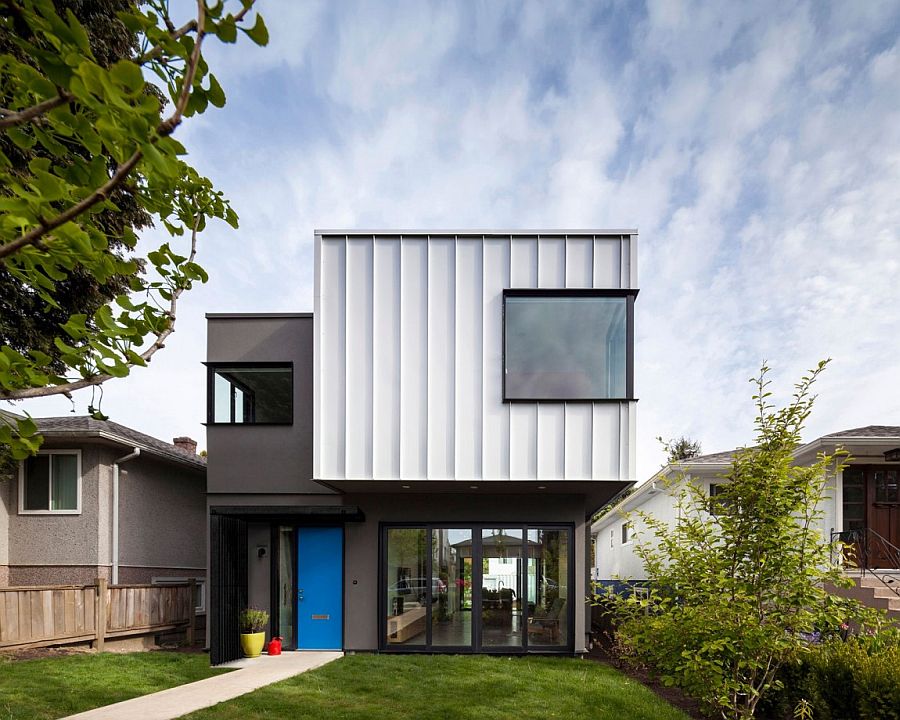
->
[206,230,638,663]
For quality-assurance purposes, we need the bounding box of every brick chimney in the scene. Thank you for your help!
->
[173,436,198,455]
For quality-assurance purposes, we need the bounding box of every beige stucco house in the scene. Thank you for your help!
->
[0,417,206,604]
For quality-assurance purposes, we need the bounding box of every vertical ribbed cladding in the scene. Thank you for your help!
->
[314,231,638,484]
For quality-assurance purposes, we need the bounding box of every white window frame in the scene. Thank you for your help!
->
[18,449,82,515]
[152,576,206,614]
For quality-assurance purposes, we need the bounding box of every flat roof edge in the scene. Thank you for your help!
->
[205,312,312,319]
[315,229,639,236]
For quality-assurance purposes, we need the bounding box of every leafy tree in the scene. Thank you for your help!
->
[605,361,885,719]
[658,435,702,463]
[1,1,152,381]
[0,0,268,459]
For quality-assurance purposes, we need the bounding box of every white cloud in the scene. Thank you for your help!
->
[14,1,900,478]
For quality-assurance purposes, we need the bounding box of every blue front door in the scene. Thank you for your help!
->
[296,527,343,650]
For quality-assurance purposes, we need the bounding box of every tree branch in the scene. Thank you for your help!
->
[0,93,72,129]
[0,150,143,260]
[0,0,214,261]
[0,214,200,401]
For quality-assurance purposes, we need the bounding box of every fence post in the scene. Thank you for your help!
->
[187,579,196,647]
[95,578,108,652]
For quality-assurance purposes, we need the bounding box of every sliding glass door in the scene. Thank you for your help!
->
[382,524,572,652]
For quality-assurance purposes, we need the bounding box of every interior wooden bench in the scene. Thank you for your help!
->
[387,606,427,643]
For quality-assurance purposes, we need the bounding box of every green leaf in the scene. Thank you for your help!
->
[242,13,269,46]
[207,73,226,108]
[216,16,237,43]
[110,60,145,94]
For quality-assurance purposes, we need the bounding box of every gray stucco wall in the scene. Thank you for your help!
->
[7,443,104,568]
[4,440,206,587]
[207,315,328,496]
[0,471,10,584]
[118,452,206,572]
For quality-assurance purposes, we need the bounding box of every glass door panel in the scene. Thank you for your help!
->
[277,526,295,648]
[480,528,524,648]
[526,529,569,647]
[432,529,473,647]
[385,528,428,646]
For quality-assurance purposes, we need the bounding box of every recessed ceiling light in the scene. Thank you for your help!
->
[537,485,546,489]
[470,485,478,489]
[401,484,411,489]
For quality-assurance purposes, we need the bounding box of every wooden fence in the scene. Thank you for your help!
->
[0,579,195,651]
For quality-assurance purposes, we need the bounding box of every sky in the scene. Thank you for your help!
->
[15,0,900,482]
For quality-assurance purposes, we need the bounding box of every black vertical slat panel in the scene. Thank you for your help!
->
[210,514,248,665]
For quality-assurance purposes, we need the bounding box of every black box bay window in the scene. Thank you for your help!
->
[207,363,293,424]
[502,289,636,401]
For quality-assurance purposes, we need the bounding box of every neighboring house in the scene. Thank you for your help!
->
[207,230,639,662]
[592,427,900,587]
[0,416,207,608]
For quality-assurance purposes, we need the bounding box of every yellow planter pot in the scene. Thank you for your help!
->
[240,631,266,658]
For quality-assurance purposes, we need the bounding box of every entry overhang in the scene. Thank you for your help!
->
[314,480,633,519]
[209,505,365,522]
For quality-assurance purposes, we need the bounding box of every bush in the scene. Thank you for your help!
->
[239,608,269,634]
[758,631,900,720]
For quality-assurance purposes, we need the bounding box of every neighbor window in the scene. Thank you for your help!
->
[152,577,206,614]
[621,522,630,544]
[503,290,634,401]
[19,450,80,514]
[208,364,292,424]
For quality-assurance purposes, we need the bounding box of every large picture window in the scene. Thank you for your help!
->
[503,289,635,401]
[207,363,293,424]
[19,450,81,514]
[382,523,573,652]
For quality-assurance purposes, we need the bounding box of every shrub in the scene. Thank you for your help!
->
[239,608,269,634]
[757,630,900,720]
[601,362,888,719]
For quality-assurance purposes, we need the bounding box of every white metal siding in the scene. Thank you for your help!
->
[314,232,638,482]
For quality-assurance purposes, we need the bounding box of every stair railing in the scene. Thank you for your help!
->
[831,527,900,599]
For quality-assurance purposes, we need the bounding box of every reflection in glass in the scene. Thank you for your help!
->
[386,528,428,645]
[526,529,568,646]
[277,527,294,648]
[432,529,473,646]
[211,366,292,424]
[481,528,524,647]
[505,295,627,400]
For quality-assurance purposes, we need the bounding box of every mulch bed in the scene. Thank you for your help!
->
[0,646,91,663]
[585,642,706,720]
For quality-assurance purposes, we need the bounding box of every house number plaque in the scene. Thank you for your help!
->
[311,614,330,620]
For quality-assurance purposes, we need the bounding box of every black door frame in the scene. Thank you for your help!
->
[378,522,576,654]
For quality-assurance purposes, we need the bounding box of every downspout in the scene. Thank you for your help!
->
[112,448,140,585]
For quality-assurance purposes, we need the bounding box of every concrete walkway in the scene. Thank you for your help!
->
[65,651,343,720]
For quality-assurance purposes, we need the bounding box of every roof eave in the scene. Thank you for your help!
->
[37,429,205,471]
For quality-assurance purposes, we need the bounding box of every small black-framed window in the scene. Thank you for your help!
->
[621,522,630,545]
[206,362,293,425]
[502,289,636,402]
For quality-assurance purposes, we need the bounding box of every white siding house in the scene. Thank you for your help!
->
[592,428,900,585]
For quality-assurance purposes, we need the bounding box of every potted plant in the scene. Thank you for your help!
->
[239,608,269,658]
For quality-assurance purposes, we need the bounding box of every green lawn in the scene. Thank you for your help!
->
[0,651,228,720]
[184,654,690,720]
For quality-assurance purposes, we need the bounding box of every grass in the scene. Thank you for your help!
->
[183,654,691,720]
[0,650,229,720]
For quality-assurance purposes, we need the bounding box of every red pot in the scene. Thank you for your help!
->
[267,637,282,656]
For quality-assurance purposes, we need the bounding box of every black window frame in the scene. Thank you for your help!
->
[205,361,294,426]
[378,521,576,655]
[501,288,637,403]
